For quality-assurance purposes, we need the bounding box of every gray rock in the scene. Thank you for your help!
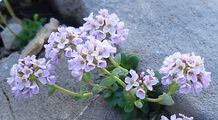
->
[0,23,23,50]
[47,0,87,26]
[20,18,59,58]
[50,0,218,119]
[0,53,120,120]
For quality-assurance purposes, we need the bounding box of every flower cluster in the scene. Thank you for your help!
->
[7,55,56,97]
[44,27,86,64]
[161,113,193,120]
[68,37,116,80]
[160,52,211,94]
[44,9,128,65]
[83,9,129,44]
[125,69,159,99]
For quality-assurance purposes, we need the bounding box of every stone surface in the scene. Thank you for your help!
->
[20,18,59,58]
[0,53,120,120]
[47,0,87,26]
[50,0,218,119]
[0,23,23,50]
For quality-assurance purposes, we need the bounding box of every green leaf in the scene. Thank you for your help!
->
[47,86,56,96]
[158,93,174,105]
[140,101,149,113]
[124,103,134,113]
[112,83,119,92]
[92,87,103,94]
[154,71,165,80]
[121,53,139,69]
[114,53,122,64]
[103,91,112,98]
[82,72,91,83]
[134,100,143,108]
[112,67,128,77]
[13,15,45,50]
[100,76,115,87]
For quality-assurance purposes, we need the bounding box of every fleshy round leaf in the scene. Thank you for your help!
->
[121,53,139,69]
[47,86,56,96]
[100,76,115,87]
[158,93,174,105]
[114,53,122,64]
[124,103,134,113]
[134,100,143,108]
[112,67,128,77]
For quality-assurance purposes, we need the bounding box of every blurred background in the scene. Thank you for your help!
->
[0,0,85,58]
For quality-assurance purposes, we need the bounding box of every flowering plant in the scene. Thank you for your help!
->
[7,9,211,120]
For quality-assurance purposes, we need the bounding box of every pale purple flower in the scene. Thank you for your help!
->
[94,30,106,40]
[47,76,56,85]
[21,66,33,77]
[16,77,31,90]
[186,69,199,82]
[44,26,86,64]
[161,75,173,85]
[55,33,69,49]
[176,76,186,85]
[68,56,86,71]
[192,82,203,93]
[161,114,178,120]
[97,60,107,68]
[98,9,109,18]
[136,88,146,99]
[172,59,185,76]
[110,34,124,44]
[103,19,116,34]
[65,47,74,58]
[179,83,191,94]
[7,55,56,97]
[30,57,46,69]
[66,27,80,36]
[161,114,193,120]
[85,62,96,72]
[125,70,139,91]
[95,15,105,26]
[83,9,128,44]
[199,72,211,88]
[83,13,100,31]
[71,69,83,80]
[72,37,83,45]
[67,38,116,80]
[160,52,211,94]
[143,76,159,91]
[34,69,50,85]
[140,69,159,91]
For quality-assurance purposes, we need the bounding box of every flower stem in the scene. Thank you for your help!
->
[167,81,179,96]
[47,84,93,98]
[100,68,126,88]
[109,57,128,73]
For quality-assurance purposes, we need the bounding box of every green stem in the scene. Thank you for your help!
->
[100,68,126,88]
[167,81,179,96]
[3,0,22,24]
[48,85,93,98]
[146,97,160,103]
[109,57,128,73]
[0,12,7,25]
